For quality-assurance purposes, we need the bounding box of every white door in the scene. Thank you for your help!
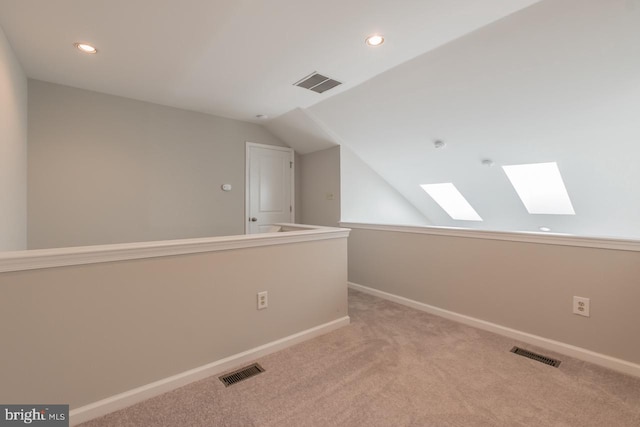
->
[246,142,294,234]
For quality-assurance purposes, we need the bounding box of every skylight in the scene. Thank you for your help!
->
[502,162,575,215]
[420,183,482,221]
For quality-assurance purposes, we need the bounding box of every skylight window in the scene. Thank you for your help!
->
[420,183,482,221]
[502,162,575,215]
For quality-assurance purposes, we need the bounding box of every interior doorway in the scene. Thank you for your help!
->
[245,142,294,234]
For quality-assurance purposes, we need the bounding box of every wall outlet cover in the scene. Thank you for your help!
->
[573,296,590,317]
[257,291,268,310]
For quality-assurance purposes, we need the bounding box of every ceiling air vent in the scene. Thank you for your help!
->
[294,72,342,94]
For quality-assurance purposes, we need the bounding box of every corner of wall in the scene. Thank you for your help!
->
[299,146,341,227]
[0,24,28,250]
[339,145,430,226]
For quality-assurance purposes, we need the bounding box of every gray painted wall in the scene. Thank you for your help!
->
[0,236,348,409]
[294,152,303,223]
[27,80,288,249]
[348,227,640,365]
[0,25,27,250]
[299,146,341,227]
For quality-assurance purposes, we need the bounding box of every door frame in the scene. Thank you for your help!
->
[245,142,295,234]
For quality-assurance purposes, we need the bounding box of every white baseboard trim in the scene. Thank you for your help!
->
[70,316,350,426]
[348,282,640,378]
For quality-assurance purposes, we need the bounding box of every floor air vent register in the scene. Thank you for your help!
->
[219,363,265,387]
[511,346,561,368]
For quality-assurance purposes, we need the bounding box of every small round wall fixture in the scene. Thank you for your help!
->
[539,226,551,232]
[74,42,98,54]
[365,34,384,46]
[433,140,446,149]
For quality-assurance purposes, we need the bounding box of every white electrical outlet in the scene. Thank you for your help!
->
[257,291,268,310]
[573,296,590,317]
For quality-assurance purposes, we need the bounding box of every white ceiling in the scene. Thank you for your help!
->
[264,108,337,155]
[308,0,640,238]
[0,0,540,122]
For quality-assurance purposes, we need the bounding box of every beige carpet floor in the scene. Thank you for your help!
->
[80,289,640,426]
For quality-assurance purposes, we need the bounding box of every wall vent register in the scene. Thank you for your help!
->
[219,363,265,387]
[510,346,561,368]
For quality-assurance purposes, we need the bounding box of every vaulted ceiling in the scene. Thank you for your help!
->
[303,0,640,238]
[2,0,638,239]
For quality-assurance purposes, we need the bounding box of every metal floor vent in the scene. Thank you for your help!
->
[219,363,265,387]
[511,346,561,368]
[294,72,342,93]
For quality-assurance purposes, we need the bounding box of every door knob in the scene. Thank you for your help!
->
[250,217,258,222]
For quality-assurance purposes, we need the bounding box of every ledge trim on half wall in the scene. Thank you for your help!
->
[348,282,640,379]
[340,222,640,253]
[0,224,350,273]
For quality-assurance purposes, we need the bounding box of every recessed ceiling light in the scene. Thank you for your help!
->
[255,114,268,120]
[539,227,552,232]
[502,162,575,215]
[74,42,97,54]
[420,183,483,221]
[481,159,495,167]
[365,34,384,46]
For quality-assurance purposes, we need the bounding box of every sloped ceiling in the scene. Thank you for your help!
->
[0,0,540,122]
[264,109,337,155]
[306,0,640,239]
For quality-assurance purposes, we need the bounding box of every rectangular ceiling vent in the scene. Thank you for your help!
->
[294,72,342,94]
[219,363,265,387]
[510,346,561,368]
